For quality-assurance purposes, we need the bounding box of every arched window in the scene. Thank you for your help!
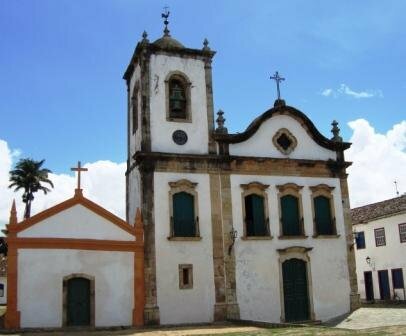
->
[131,83,139,134]
[165,73,191,122]
[172,192,195,237]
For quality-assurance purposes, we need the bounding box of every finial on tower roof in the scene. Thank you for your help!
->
[216,110,228,134]
[331,120,343,142]
[141,30,149,44]
[9,199,17,225]
[202,38,210,51]
[161,6,170,36]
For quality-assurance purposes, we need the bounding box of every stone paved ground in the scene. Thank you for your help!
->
[334,307,406,330]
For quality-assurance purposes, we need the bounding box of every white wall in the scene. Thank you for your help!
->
[154,172,215,324]
[149,54,209,154]
[128,167,141,226]
[231,174,350,322]
[0,277,6,305]
[354,212,406,300]
[229,115,337,161]
[18,204,134,241]
[18,249,134,328]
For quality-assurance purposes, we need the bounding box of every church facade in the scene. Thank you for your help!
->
[124,25,359,325]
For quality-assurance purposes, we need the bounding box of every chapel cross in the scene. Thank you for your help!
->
[270,71,285,100]
[71,161,88,191]
[161,6,170,36]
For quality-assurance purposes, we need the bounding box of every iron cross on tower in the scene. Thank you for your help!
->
[161,6,170,36]
[270,71,285,100]
[71,161,88,192]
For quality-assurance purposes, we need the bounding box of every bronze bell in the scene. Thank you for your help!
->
[170,83,186,113]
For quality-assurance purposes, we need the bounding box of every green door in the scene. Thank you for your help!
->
[281,195,301,236]
[282,259,310,322]
[173,192,195,236]
[67,277,91,326]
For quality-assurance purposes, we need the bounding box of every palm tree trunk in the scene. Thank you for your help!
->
[24,200,31,219]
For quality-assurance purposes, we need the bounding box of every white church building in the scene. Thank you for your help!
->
[5,17,359,329]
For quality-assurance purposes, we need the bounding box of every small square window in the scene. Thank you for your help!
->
[374,228,386,247]
[179,264,193,289]
[356,231,366,249]
[399,223,406,243]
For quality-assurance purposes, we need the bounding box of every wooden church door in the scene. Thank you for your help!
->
[67,277,91,326]
[282,259,310,322]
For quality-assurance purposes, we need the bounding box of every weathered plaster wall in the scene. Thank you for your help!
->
[231,174,350,322]
[154,172,215,324]
[18,249,134,328]
[354,212,406,300]
[229,115,337,161]
[18,204,133,241]
[149,54,209,154]
[0,276,6,305]
[128,168,141,226]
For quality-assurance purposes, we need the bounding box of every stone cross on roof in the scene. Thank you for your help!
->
[71,161,88,195]
[270,71,285,101]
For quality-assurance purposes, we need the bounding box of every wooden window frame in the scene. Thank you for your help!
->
[240,182,272,240]
[355,231,366,250]
[277,183,306,238]
[165,71,192,123]
[399,223,406,243]
[374,227,386,247]
[179,264,193,289]
[391,268,404,289]
[131,82,140,134]
[168,179,201,241]
[309,184,339,238]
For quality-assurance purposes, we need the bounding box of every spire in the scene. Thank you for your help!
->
[161,6,170,36]
[331,120,343,142]
[215,110,228,134]
[9,199,17,226]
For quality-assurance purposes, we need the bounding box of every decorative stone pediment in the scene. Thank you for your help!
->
[272,128,297,155]
[168,179,198,189]
[240,181,270,191]
[309,184,335,193]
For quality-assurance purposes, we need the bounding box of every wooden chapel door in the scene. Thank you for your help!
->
[67,277,91,326]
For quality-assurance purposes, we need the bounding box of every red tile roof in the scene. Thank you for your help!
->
[351,195,406,225]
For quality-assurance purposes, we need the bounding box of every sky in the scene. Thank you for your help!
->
[0,1,405,227]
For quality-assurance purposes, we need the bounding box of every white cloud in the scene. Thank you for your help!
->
[320,84,383,99]
[0,139,126,231]
[347,119,406,207]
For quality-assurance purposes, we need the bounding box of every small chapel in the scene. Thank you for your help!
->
[5,13,359,329]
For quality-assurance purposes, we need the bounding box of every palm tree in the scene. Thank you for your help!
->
[8,158,54,219]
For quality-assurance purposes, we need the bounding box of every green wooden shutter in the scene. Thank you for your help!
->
[281,195,301,236]
[245,194,266,236]
[173,192,195,237]
[314,196,332,235]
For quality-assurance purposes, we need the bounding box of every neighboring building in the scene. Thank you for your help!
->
[352,195,406,302]
[5,189,145,329]
[124,21,359,325]
[0,254,6,305]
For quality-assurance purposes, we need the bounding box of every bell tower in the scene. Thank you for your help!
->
[123,13,216,324]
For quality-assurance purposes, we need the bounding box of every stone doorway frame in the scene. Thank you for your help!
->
[62,273,95,327]
[277,246,315,322]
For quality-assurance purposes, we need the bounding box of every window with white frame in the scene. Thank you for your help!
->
[399,223,406,243]
[374,227,386,247]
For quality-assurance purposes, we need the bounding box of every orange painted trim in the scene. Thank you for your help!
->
[9,193,136,236]
[8,237,142,252]
[5,245,20,329]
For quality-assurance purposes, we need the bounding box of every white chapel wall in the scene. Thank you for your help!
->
[230,174,350,322]
[18,249,134,328]
[354,212,406,300]
[18,204,134,240]
[154,172,215,324]
[128,167,141,225]
[149,54,209,154]
[229,115,337,161]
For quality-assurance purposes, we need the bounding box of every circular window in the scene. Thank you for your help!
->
[172,130,188,145]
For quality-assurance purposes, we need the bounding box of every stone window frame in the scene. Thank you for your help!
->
[131,81,140,134]
[309,184,339,238]
[272,128,298,155]
[168,179,201,241]
[179,264,193,289]
[277,246,315,323]
[374,227,386,247]
[240,182,272,240]
[277,183,306,239]
[399,223,406,243]
[165,71,192,123]
[62,273,95,327]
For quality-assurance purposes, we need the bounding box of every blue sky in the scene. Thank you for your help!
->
[1,0,405,174]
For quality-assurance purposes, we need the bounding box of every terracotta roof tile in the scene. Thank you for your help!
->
[351,195,406,225]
